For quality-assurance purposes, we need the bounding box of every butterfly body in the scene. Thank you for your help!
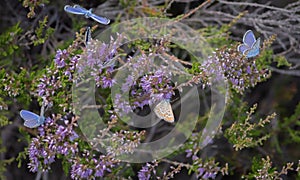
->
[20,110,45,128]
[237,30,260,58]
[64,5,110,25]
[153,100,174,123]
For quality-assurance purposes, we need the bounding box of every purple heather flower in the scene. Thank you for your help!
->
[185,149,192,158]
[69,131,79,141]
[70,156,113,179]
[28,116,79,173]
[114,93,132,114]
[54,49,68,68]
[140,76,152,93]
[94,158,112,177]
[246,66,251,74]
[56,125,68,139]
[202,135,213,147]
[202,172,216,179]
[134,99,150,108]
[198,167,205,176]
[121,75,135,92]
[101,76,115,88]
[81,168,93,178]
[98,43,107,57]
[192,155,198,161]
[138,164,151,180]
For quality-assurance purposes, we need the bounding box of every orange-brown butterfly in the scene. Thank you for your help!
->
[153,99,174,123]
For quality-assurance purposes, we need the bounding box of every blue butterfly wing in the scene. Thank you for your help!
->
[90,14,110,25]
[73,5,88,11]
[243,30,256,47]
[24,119,40,128]
[237,44,250,55]
[20,110,40,128]
[246,38,260,58]
[64,5,86,15]
[38,116,45,126]
[20,110,39,121]
[85,26,91,46]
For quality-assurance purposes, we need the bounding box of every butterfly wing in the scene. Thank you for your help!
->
[85,26,91,47]
[20,110,40,128]
[246,37,260,58]
[73,5,88,11]
[90,14,110,25]
[237,44,249,55]
[24,119,40,128]
[154,100,174,123]
[243,30,256,47]
[64,5,86,15]
[38,116,45,126]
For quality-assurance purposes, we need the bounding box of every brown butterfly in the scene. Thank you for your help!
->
[153,100,174,123]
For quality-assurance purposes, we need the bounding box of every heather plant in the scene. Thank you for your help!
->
[1,0,300,179]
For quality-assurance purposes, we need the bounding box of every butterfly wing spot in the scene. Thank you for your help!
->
[154,100,174,123]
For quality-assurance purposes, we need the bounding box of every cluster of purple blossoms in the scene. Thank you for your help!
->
[138,162,158,180]
[54,49,68,68]
[92,66,116,88]
[138,163,152,180]
[200,48,269,93]
[132,69,173,108]
[114,51,175,114]
[114,93,132,114]
[184,132,224,179]
[54,49,79,80]
[114,69,174,114]
[77,35,124,89]
[37,48,79,106]
[28,116,79,172]
[185,150,221,179]
[37,73,61,106]
[197,167,218,179]
[70,154,114,179]
[104,130,145,156]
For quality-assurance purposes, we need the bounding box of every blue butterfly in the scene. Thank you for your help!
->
[237,30,261,58]
[20,110,45,128]
[85,26,91,47]
[64,5,110,25]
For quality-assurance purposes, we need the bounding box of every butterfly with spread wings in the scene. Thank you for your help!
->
[64,5,110,25]
[237,30,261,58]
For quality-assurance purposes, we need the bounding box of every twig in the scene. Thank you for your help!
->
[175,0,212,22]
[160,158,192,169]
[268,66,300,77]
[218,0,292,13]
